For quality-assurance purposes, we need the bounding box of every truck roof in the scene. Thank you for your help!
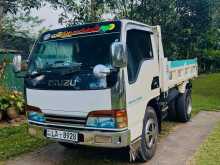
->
[121,19,156,28]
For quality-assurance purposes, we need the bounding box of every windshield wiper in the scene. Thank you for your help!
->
[60,65,81,75]
[28,61,86,77]
[26,70,51,78]
[49,61,82,69]
[52,62,82,75]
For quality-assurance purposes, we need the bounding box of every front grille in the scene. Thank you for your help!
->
[45,114,87,126]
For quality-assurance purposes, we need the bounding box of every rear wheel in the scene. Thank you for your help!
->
[137,106,159,162]
[176,89,192,122]
[167,100,177,121]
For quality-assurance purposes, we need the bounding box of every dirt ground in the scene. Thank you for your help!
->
[5,111,220,165]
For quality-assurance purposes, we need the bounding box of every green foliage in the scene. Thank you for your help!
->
[0,13,43,54]
[0,96,9,112]
[203,49,220,57]
[0,0,45,55]
[0,0,42,16]
[0,86,24,114]
[0,0,219,72]
[199,28,220,51]
[0,0,43,36]
[0,86,10,111]
[1,13,43,38]
[7,91,25,113]
[47,0,105,25]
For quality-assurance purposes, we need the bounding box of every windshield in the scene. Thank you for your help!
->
[28,33,120,73]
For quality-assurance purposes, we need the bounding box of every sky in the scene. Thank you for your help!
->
[31,4,63,32]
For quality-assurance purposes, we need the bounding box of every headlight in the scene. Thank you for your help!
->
[86,117,116,128]
[28,112,45,123]
[26,105,45,123]
[86,110,127,129]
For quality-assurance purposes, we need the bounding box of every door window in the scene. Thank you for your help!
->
[126,29,153,83]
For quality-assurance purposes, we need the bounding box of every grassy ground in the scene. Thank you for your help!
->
[192,73,220,114]
[0,124,48,161]
[191,121,220,165]
[191,73,220,165]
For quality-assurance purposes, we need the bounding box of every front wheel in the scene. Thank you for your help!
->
[137,106,159,162]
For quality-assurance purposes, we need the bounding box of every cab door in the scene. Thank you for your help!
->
[124,25,160,141]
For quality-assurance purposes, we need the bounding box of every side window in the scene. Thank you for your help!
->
[126,29,153,83]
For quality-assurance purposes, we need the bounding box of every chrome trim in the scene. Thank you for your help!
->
[28,120,128,132]
[46,117,85,123]
[28,123,131,148]
[45,114,86,126]
[111,70,126,109]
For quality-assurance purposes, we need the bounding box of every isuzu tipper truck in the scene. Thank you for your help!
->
[13,19,198,162]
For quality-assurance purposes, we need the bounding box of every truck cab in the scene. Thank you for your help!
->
[13,19,198,162]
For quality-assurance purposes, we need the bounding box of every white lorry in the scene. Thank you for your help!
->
[13,19,198,162]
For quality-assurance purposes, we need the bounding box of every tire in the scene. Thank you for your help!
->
[137,106,159,162]
[176,89,192,122]
[167,100,177,121]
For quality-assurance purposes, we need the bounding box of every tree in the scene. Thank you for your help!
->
[1,13,43,37]
[105,0,133,19]
[175,0,212,58]
[0,0,42,17]
[132,0,178,57]
[0,0,42,33]
[47,0,105,25]
[210,0,220,28]
[0,13,43,54]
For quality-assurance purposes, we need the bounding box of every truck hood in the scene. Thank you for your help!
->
[26,88,112,117]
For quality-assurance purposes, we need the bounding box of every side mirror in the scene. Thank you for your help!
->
[13,55,22,73]
[111,42,127,68]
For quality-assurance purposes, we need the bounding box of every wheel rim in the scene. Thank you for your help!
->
[145,118,157,148]
[187,97,192,116]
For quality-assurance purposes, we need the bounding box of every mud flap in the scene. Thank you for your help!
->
[129,137,142,162]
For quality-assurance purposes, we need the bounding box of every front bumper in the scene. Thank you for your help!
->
[28,121,131,148]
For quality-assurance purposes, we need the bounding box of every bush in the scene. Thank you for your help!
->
[0,86,25,120]
[203,49,220,57]
[196,50,220,73]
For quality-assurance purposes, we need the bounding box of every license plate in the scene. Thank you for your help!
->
[46,129,78,142]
